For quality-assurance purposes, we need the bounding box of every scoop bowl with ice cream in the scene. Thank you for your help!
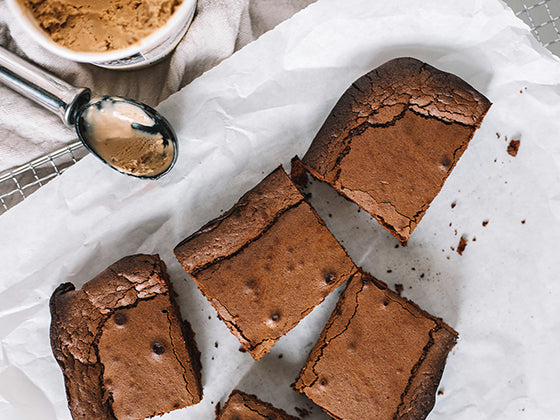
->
[0,45,178,178]
[6,0,196,68]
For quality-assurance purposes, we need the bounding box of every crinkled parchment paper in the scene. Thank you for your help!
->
[1,0,560,419]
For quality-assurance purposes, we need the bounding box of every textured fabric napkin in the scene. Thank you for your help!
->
[0,0,315,172]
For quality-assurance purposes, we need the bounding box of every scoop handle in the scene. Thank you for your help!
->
[0,45,90,125]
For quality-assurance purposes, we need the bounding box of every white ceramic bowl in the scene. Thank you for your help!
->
[6,0,197,69]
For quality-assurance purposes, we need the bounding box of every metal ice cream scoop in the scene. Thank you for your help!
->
[0,46,178,179]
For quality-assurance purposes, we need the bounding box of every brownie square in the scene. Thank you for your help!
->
[174,166,357,360]
[302,57,491,242]
[294,270,458,420]
[49,254,202,419]
[217,390,298,419]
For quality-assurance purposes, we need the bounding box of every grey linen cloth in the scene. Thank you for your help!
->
[0,0,315,172]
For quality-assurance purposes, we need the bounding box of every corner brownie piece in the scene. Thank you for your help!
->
[217,390,298,419]
[174,166,357,360]
[302,57,491,242]
[50,254,202,419]
[294,270,458,420]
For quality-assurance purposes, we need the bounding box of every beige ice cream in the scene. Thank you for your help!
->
[82,100,175,177]
[19,0,183,52]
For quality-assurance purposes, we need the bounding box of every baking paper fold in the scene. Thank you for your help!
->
[1,0,560,419]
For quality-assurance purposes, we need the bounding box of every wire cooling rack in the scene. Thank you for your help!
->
[0,0,559,216]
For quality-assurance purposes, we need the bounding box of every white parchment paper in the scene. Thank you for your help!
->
[1,0,560,419]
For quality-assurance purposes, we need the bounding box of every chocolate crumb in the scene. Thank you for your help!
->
[472,237,477,241]
[290,156,308,189]
[394,244,399,248]
[394,284,404,296]
[420,273,425,279]
[386,269,392,273]
[411,267,415,271]
[451,201,456,209]
[438,390,444,396]
[215,401,221,416]
[278,353,283,359]
[295,407,311,417]
[238,346,247,353]
[496,133,500,139]
[457,236,468,255]
[482,220,489,227]
[521,219,526,224]
[449,222,452,227]
[214,342,219,348]
[507,139,521,157]
[450,246,455,251]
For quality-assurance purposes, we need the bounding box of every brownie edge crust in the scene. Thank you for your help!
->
[294,270,458,420]
[217,390,298,420]
[49,254,202,420]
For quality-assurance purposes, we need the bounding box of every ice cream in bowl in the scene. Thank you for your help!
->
[6,0,197,68]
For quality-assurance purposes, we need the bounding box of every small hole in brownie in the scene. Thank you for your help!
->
[383,298,390,306]
[324,272,335,284]
[173,402,180,408]
[320,378,328,386]
[114,312,127,325]
[161,309,167,313]
[441,156,451,168]
[270,313,280,322]
[152,342,165,355]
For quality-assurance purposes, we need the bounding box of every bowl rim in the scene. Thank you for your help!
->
[5,0,197,63]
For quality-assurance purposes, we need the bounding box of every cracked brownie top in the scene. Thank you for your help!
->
[295,270,457,420]
[302,57,491,242]
[217,389,298,419]
[174,166,357,360]
[49,254,202,420]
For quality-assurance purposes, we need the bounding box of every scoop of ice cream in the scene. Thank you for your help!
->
[19,0,183,52]
[82,99,175,177]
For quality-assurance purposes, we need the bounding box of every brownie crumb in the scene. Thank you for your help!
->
[449,222,452,227]
[420,273,425,279]
[214,342,219,348]
[521,219,526,224]
[295,407,311,417]
[507,139,521,157]
[451,201,456,209]
[278,353,283,359]
[394,284,404,296]
[438,390,444,396]
[290,156,308,189]
[387,269,392,274]
[238,346,247,353]
[454,229,457,236]
[496,133,500,139]
[472,237,477,241]
[482,220,489,227]
[394,244,399,248]
[450,246,455,251]
[457,236,468,255]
